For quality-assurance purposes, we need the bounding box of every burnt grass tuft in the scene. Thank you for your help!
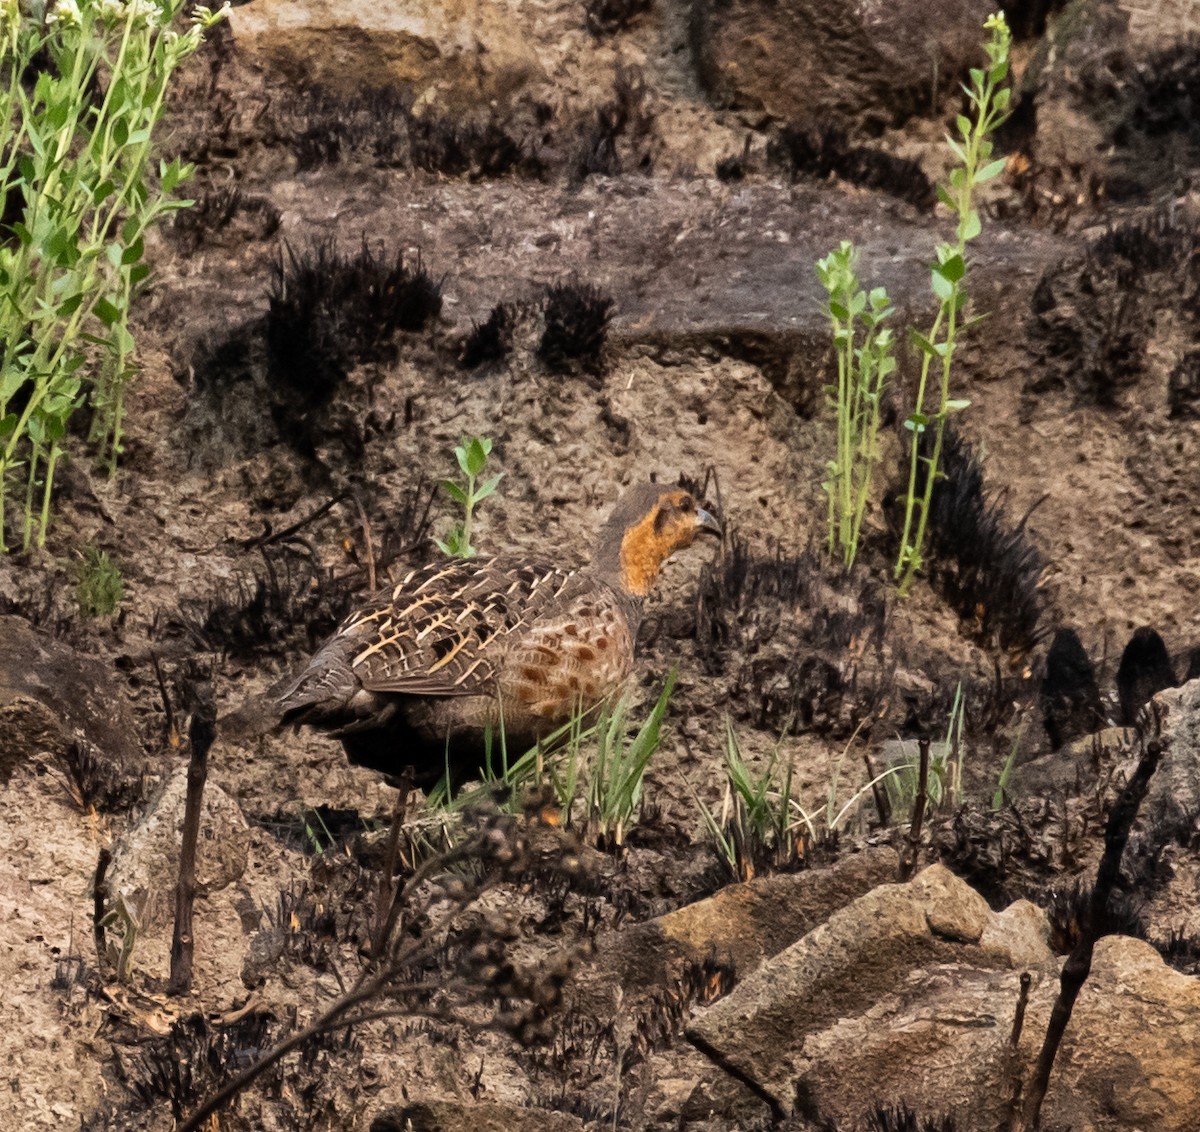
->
[768,124,935,211]
[55,736,145,814]
[906,424,1044,657]
[1040,627,1104,749]
[169,545,354,659]
[169,185,280,252]
[539,281,615,376]
[584,0,651,36]
[1116,626,1178,725]
[694,535,889,736]
[1042,879,1147,954]
[574,66,655,179]
[290,85,543,178]
[266,238,442,409]
[863,1104,959,1132]
[460,302,517,369]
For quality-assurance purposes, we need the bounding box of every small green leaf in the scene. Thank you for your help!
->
[944,398,971,411]
[95,298,121,327]
[441,480,468,505]
[961,209,982,241]
[121,236,144,265]
[474,473,503,501]
[910,329,939,357]
[930,271,953,302]
[977,157,1007,183]
[938,253,966,284]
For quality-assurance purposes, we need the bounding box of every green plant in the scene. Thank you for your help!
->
[0,0,228,552]
[429,675,676,851]
[435,436,503,558]
[697,720,802,882]
[894,12,1011,593]
[72,543,124,617]
[816,241,896,569]
[582,672,674,847]
[884,682,966,816]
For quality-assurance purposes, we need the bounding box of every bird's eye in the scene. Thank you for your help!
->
[680,495,695,512]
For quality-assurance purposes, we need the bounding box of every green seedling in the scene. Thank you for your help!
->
[72,544,124,618]
[436,436,503,558]
[817,241,896,569]
[894,13,1011,592]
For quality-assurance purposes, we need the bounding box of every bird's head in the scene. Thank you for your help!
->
[594,483,722,597]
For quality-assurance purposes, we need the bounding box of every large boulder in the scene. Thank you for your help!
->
[686,862,1200,1130]
[685,864,1053,1117]
[229,0,544,111]
[690,0,995,130]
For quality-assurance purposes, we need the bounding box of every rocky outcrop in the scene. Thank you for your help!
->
[685,863,1200,1131]
[572,847,899,1018]
[229,0,544,111]
[690,0,994,130]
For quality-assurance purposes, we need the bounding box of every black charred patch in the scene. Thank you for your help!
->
[864,1104,959,1132]
[538,281,615,377]
[1121,41,1200,145]
[265,238,442,409]
[121,1011,277,1120]
[1042,879,1147,954]
[168,545,353,660]
[584,0,651,36]
[715,154,746,181]
[54,736,145,814]
[1026,256,1150,408]
[694,535,889,736]
[768,124,935,211]
[459,302,516,369]
[902,424,1045,657]
[1089,213,1198,279]
[573,66,654,180]
[1116,626,1178,725]
[1002,0,1072,40]
[931,800,1074,910]
[169,186,280,253]
[1040,628,1105,749]
[290,86,541,179]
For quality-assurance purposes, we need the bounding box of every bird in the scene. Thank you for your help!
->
[278,482,721,787]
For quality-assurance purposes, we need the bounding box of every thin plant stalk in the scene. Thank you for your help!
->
[894,13,1011,592]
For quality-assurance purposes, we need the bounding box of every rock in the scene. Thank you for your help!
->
[571,848,898,1018]
[0,615,141,788]
[108,762,251,933]
[1142,676,1200,815]
[229,0,544,111]
[370,1101,584,1132]
[1019,0,1200,201]
[691,0,994,130]
[798,936,1200,1132]
[685,863,1054,1118]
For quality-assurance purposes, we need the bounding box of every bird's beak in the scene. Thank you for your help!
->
[695,507,722,536]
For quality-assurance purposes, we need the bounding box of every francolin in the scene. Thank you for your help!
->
[279,483,721,786]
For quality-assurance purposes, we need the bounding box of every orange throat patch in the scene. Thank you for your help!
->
[619,512,693,596]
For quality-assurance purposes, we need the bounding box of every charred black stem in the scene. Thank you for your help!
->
[371,773,413,959]
[168,711,216,995]
[1010,971,1032,1048]
[1014,729,1163,1130]
[92,847,112,972]
[241,492,348,551]
[899,737,930,881]
[864,750,891,827]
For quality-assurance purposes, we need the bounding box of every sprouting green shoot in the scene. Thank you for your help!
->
[894,12,1011,592]
[816,241,896,569]
[436,436,503,558]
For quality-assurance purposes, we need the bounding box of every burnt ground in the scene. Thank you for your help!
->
[2,1,1200,1129]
